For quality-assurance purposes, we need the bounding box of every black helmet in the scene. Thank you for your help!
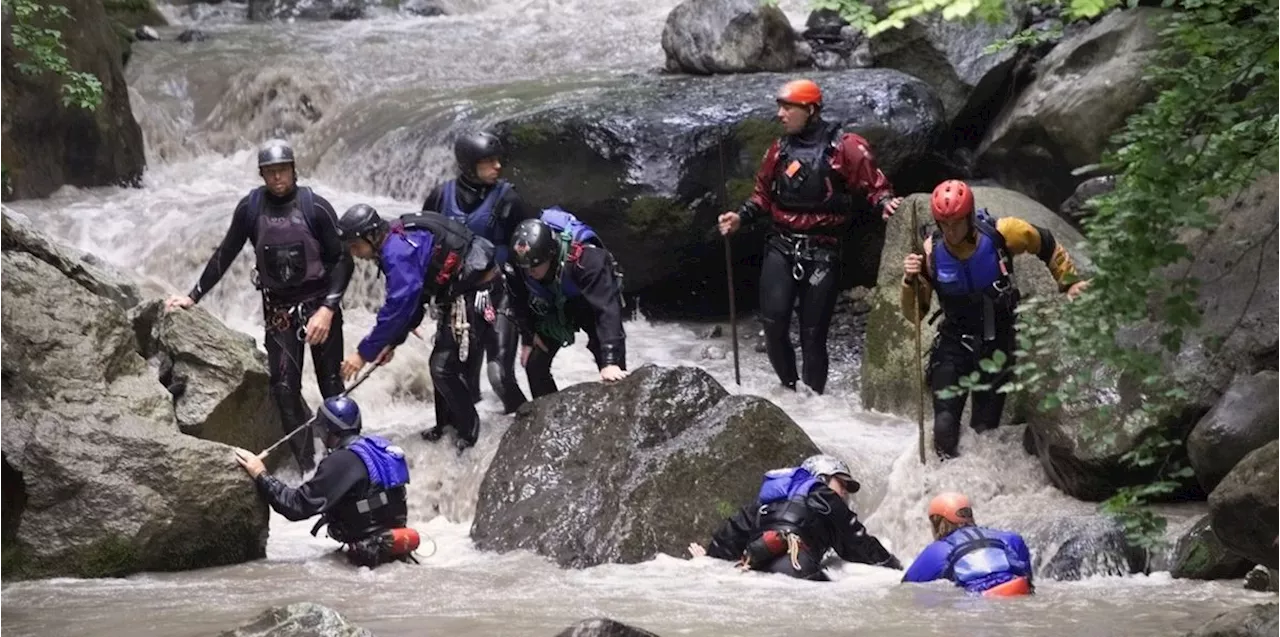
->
[339,203,388,243]
[258,139,295,167]
[454,131,503,177]
[316,396,362,436]
[510,219,559,269]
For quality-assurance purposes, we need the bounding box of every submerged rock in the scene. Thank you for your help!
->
[218,603,373,637]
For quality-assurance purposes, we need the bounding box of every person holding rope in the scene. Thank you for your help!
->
[233,396,422,569]
[337,204,499,455]
[717,79,902,395]
[166,139,353,474]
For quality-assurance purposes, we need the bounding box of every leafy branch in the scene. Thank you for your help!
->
[3,0,104,109]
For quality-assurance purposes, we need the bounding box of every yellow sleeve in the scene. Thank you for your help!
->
[899,239,933,322]
[996,217,1081,291]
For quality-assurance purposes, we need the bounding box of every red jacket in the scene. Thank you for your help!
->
[744,130,895,235]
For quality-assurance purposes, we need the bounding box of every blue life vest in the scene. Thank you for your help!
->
[439,180,514,263]
[757,467,820,504]
[347,435,411,490]
[929,208,1016,337]
[541,206,603,248]
[524,206,603,306]
[942,526,1020,590]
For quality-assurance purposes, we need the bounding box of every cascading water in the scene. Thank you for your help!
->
[0,0,1269,634]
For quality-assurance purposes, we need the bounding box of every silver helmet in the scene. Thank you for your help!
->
[257,139,295,168]
[801,454,860,493]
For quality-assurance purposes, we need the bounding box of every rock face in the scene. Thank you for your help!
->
[1171,515,1255,580]
[471,365,822,568]
[977,8,1168,208]
[801,10,873,70]
[488,69,948,317]
[132,300,292,466]
[219,603,373,637]
[1208,441,1279,569]
[0,210,268,580]
[1181,604,1279,637]
[1059,174,1115,225]
[1,0,146,201]
[1186,372,1279,493]
[556,618,662,637]
[869,2,1026,138]
[661,0,798,74]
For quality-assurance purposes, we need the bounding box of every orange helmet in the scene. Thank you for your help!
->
[930,180,975,222]
[776,79,822,108]
[928,492,974,524]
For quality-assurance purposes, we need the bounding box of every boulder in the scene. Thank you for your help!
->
[1208,441,1278,569]
[470,365,822,568]
[131,300,294,466]
[1187,372,1279,493]
[801,10,873,71]
[977,8,1169,208]
[1181,604,1279,637]
[1059,174,1115,225]
[1,0,146,201]
[556,618,662,637]
[219,603,372,637]
[0,210,268,581]
[1036,515,1144,580]
[661,0,798,74]
[1171,515,1255,580]
[0,211,141,310]
[1244,566,1279,592]
[248,0,365,21]
[869,2,1027,139]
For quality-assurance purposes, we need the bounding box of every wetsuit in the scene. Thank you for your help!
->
[902,525,1034,596]
[509,243,626,398]
[901,214,1080,459]
[188,185,353,473]
[736,118,897,394]
[705,482,901,581]
[355,213,497,451]
[254,434,413,568]
[423,175,538,413]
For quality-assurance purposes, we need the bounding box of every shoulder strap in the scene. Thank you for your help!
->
[297,186,319,237]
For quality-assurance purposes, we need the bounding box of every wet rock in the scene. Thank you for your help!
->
[176,29,211,43]
[701,325,724,339]
[1244,566,1278,592]
[2,0,145,201]
[131,300,295,469]
[471,365,821,567]
[1181,603,1278,637]
[488,69,948,317]
[248,0,366,21]
[699,344,726,360]
[328,4,363,19]
[1171,515,1255,580]
[1186,372,1279,493]
[134,26,161,41]
[1034,515,1144,580]
[978,8,1169,208]
[1,214,268,580]
[1208,441,1278,569]
[556,618,662,637]
[219,603,372,637]
[661,0,798,74]
[1059,174,1116,225]
[399,0,445,16]
[0,212,141,310]
[801,10,872,70]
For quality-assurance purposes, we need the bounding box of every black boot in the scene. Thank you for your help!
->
[455,436,475,456]
[421,425,447,443]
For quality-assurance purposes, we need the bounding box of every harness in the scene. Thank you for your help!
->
[942,526,1015,585]
[768,231,840,282]
[770,122,847,215]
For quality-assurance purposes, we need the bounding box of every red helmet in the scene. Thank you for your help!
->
[930,180,975,222]
[928,492,974,525]
[776,79,822,108]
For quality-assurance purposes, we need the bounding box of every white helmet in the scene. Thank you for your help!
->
[801,454,860,493]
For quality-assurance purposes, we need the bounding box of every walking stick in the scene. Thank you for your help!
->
[911,204,927,465]
[255,362,381,460]
[719,135,741,386]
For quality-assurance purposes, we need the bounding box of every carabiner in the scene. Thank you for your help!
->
[792,260,805,281]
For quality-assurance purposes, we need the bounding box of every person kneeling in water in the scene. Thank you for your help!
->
[234,396,421,568]
[901,492,1034,597]
[689,454,901,580]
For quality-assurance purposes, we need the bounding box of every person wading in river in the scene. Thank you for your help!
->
[166,139,352,474]
[902,180,1088,460]
[717,79,903,395]
[423,131,538,414]
[901,492,1034,597]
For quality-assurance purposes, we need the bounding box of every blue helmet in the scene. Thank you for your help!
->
[317,396,362,435]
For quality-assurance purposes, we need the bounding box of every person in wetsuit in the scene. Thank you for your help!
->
[422,131,538,414]
[336,204,500,454]
[902,180,1089,459]
[166,139,353,474]
[507,214,628,396]
[690,454,902,581]
[717,79,903,395]
[233,396,421,569]
[902,492,1034,597]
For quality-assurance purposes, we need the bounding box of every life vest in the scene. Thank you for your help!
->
[320,436,411,544]
[438,179,514,263]
[392,212,475,288]
[941,526,1020,590]
[769,122,851,219]
[249,186,327,293]
[740,468,820,570]
[929,208,1018,339]
[757,467,820,505]
[525,207,622,346]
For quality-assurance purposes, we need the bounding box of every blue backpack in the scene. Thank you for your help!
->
[757,467,819,505]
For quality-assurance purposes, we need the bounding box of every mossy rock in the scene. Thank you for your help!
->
[102,0,168,28]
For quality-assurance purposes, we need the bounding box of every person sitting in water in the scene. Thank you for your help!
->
[688,454,902,580]
[901,492,1034,597]
[233,396,421,568]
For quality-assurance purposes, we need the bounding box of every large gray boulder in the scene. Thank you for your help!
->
[1171,515,1255,580]
[1208,441,1279,569]
[1186,372,1279,493]
[1181,604,1279,637]
[661,0,799,74]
